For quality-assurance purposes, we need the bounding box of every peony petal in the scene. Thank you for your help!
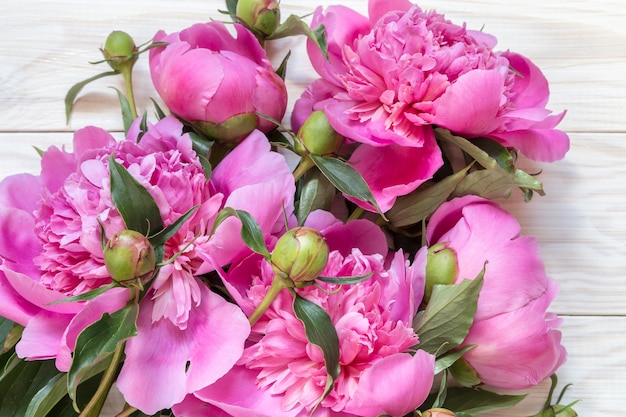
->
[0,174,42,213]
[502,52,550,109]
[345,351,435,417]
[117,280,250,414]
[368,0,413,24]
[0,207,41,275]
[489,127,570,162]
[15,310,72,361]
[347,133,443,212]
[0,270,41,325]
[433,69,505,137]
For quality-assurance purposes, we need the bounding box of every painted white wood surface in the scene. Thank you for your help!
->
[1,0,624,415]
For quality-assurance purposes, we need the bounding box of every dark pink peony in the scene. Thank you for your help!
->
[0,116,295,413]
[175,211,435,417]
[414,195,567,389]
[150,21,288,142]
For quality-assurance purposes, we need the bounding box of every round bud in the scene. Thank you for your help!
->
[103,31,138,72]
[270,227,329,283]
[295,110,343,157]
[104,229,156,286]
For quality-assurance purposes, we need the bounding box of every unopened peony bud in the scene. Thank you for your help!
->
[102,31,138,72]
[424,242,458,303]
[236,0,280,36]
[270,227,329,283]
[422,408,457,417]
[104,230,156,286]
[295,110,343,157]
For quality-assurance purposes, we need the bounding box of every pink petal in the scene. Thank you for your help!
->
[345,351,435,417]
[368,0,413,23]
[381,250,424,323]
[0,208,41,276]
[433,69,505,137]
[489,127,570,162]
[502,52,550,109]
[0,174,41,213]
[117,280,250,414]
[0,270,41,325]
[347,134,443,212]
[15,310,72,361]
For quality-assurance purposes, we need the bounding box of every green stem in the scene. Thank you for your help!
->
[347,207,365,221]
[121,66,138,120]
[248,273,290,326]
[293,156,315,182]
[114,406,138,417]
[79,341,125,417]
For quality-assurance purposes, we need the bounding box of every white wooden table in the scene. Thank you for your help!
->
[1,0,624,415]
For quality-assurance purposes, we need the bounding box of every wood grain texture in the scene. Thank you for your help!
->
[1,0,624,415]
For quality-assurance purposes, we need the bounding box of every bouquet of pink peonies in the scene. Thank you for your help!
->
[0,0,579,416]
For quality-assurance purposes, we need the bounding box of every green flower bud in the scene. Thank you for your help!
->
[424,242,458,303]
[236,0,280,37]
[104,229,156,287]
[103,30,138,72]
[421,409,457,417]
[295,110,343,157]
[270,227,329,284]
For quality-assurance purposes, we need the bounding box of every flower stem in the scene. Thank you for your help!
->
[248,272,290,326]
[293,156,315,182]
[121,66,138,120]
[347,207,365,221]
[78,341,126,417]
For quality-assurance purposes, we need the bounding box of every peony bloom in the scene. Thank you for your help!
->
[292,0,568,210]
[0,116,295,414]
[414,195,566,390]
[149,21,288,143]
[176,211,435,417]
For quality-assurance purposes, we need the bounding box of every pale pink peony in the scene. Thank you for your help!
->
[292,0,568,210]
[0,116,295,414]
[415,195,567,389]
[150,21,288,142]
[176,211,435,417]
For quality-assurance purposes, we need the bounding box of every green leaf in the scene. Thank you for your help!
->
[435,128,500,171]
[111,87,134,133]
[317,272,373,285]
[64,71,119,123]
[188,130,214,159]
[387,164,473,227]
[25,371,69,417]
[413,270,484,355]
[210,207,271,260]
[150,98,167,120]
[292,293,340,410]
[0,317,13,349]
[68,304,139,407]
[471,137,516,173]
[236,209,272,260]
[275,50,291,81]
[148,205,199,247]
[451,168,544,201]
[109,154,164,236]
[0,356,68,417]
[267,15,328,60]
[296,168,336,225]
[441,387,526,415]
[434,345,476,374]
[46,283,117,305]
[225,0,238,15]
[309,154,385,218]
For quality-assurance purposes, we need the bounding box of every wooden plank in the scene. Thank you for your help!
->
[0,0,624,133]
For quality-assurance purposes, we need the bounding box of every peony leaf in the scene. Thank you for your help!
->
[267,15,329,60]
[451,168,544,201]
[225,0,238,15]
[46,283,117,305]
[387,164,473,227]
[471,137,516,173]
[413,269,484,355]
[309,154,385,218]
[109,154,165,236]
[434,345,476,374]
[68,303,139,410]
[296,168,336,225]
[291,292,340,410]
[440,387,526,415]
[317,272,373,285]
[110,87,134,134]
[64,70,119,123]
[211,207,271,260]
[148,205,199,247]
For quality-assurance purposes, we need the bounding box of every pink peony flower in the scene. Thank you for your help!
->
[0,116,295,414]
[415,195,567,389]
[177,211,435,417]
[149,21,288,142]
[292,0,568,210]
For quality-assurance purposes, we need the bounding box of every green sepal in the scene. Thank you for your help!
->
[291,292,340,412]
[68,303,139,409]
[413,267,485,355]
[266,15,329,61]
[64,70,119,123]
[317,272,373,285]
[309,154,385,219]
[109,153,164,236]
[150,98,167,120]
